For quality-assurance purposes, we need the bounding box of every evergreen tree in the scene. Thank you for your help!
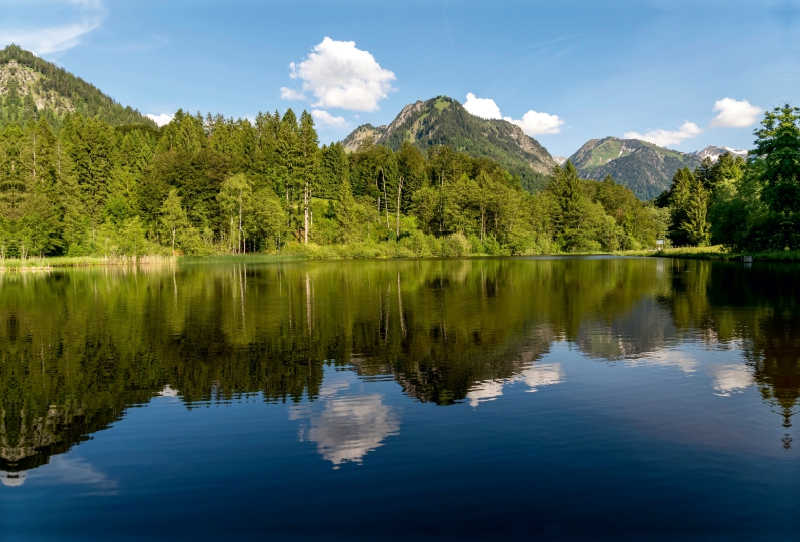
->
[334,177,362,243]
[748,104,800,249]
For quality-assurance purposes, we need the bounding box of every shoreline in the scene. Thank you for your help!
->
[3,246,800,270]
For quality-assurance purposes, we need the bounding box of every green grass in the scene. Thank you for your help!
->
[0,254,172,270]
[630,245,800,262]
[6,244,800,270]
[178,254,304,265]
[434,98,451,112]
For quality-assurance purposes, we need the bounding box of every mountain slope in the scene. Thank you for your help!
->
[568,137,702,200]
[343,96,557,192]
[0,44,154,128]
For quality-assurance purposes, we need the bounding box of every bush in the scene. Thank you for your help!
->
[399,230,432,257]
[467,234,483,255]
[441,233,471,257]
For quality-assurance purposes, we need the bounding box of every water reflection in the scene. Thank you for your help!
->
[290,370,399,468]
[0,257,798,477]
[711,364,755,397]
[467,362,565,407]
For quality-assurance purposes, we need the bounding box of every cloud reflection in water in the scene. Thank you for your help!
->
[467,363,565,407]
[290,372,399,468]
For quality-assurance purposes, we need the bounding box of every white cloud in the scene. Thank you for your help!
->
[281,37,396,112]
[710,98,763,128]
[146,113,173,127]
[624,121,702,147]
[280,87,306,101]
[508,110,565,136]
[463,92,503,119]
[463,93,564,136]
[0,1,106,55]
[311,109,346,127]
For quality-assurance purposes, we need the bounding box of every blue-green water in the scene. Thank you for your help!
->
[0,257,798,540]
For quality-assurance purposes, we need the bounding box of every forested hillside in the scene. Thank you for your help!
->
[0,107,666,259]
[569,137,702,200]
[0,45,154,129]
[344,96,556,192]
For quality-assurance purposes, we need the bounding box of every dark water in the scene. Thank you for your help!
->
[0,257,798,540]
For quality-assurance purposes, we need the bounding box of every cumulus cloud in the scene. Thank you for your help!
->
[509,110,565,136]
[281,37,396,112]
[710,98,763,128]
[463,92,503,119]
[624,121,702,147]
[0,0,106,54]
[311,109,346,127]
[463,93,564,136]
[146,113,173,127]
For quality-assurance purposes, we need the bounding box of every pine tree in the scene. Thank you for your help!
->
[749,104,800,249]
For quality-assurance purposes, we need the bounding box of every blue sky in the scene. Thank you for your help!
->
[1,0,797,157]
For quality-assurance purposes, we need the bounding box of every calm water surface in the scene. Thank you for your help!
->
[0,257,798,540]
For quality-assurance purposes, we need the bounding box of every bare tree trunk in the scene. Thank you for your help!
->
[304,181,309,244]
[382,167,389,228]
[238,197,243,254]
[480,206,485,244]
[396,175,404,238]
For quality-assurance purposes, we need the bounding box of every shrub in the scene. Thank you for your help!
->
[441,233,471,257]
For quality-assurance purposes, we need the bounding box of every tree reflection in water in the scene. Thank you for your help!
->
[0,257,797,474]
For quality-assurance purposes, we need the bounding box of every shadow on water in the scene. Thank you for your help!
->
[0,257,798,477]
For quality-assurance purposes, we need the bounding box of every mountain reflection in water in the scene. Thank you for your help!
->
[0,257,798,476]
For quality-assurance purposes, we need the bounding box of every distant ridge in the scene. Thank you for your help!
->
[693,145,748,161]
[0,44,154,128]
[568,137,702,200]
[343,96,557,192]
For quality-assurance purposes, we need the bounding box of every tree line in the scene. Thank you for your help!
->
[0,106,673,259]
[656,104,800,252]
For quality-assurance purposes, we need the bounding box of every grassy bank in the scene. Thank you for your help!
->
[637,245,800,262]
[0,255,173,270]
[6,244,800,269]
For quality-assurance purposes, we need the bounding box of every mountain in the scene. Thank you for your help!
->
[693,145,748,161]
[0,44,154,128]
[568,137,702,200]
[343,96,557,192]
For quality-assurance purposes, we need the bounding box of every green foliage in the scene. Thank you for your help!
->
[654,104,799,252]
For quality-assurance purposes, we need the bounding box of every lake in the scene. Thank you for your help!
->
[0,257,798,540]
